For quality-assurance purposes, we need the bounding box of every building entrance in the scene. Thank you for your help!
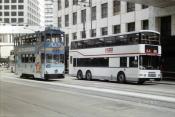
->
[161,16,175,79]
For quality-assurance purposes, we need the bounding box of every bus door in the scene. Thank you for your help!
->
[128,56,139,80]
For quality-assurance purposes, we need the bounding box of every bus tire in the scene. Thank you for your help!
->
[86,70,92,80]
[77,70,83,80]
[117,72,126,83]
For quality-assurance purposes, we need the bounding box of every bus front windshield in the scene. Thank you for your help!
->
[139,55,160,70]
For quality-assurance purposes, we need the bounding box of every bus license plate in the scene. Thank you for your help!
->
[148,74,156,77]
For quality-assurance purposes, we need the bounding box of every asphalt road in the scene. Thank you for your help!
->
[1,72,175,117]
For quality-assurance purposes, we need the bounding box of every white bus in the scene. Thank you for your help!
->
[14,27,65,80]
[69,30,161,84]
[9,50,15,73]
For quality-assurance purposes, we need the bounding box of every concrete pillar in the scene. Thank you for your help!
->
[171,15,175,36]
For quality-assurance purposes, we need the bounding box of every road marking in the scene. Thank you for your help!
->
[2,75,175,103]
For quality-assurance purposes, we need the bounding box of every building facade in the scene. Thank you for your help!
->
[57,0,175,76]
[0,0,40,25]
[56,0,175,46]
[0,0,41,58]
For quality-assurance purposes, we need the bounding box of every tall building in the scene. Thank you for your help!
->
[0,0,41,58]
[56,0,175,46]
[0,0,40,25]
[44,0,58,27]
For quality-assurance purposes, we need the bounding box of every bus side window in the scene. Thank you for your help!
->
[73,58,77,67]
[120,57,127,67]
[129,56,138,68]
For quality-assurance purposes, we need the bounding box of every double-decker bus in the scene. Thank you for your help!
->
[69,30,161,84]
[14,27,65,80]
[9,50,15,73]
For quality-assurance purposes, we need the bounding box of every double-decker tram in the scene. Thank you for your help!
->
[69,30,161,84]
[14,27,65,80]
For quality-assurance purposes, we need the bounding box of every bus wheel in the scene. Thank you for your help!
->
[77,70,83,80]
[86,71,92,80]
[117,72,126,83]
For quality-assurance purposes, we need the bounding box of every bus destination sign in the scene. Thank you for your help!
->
[145,45,158,54]
[105,48,113,53]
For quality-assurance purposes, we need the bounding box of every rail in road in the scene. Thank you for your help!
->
[1,72,175,110]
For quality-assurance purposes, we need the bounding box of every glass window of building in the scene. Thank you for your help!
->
[4,18,9,23]
[18,18,24,23]
[142,20,149,30]
[81,31,86,38]
[81,9,86,23]
[73,0,78,5]
[11,18,17,23]
[58,0,61,10]
[4,5,9,10]
[113,24,121,34]
[12,0,17,3]
[0,6,2,9]
[11,12,17,16]
[127,22,135,32]
[0,12,2,16]
[18,12,24,16]
[0,0,2,3]
[65,34,69,46]
[127,2,135,12]
[58,17,62,28]
[91,6,96,21]
[4,0,9,3]
[18,0,23,3]
[18,5,24,9]
[101,3,108,18]
[4,12,9,16]
[101,27,108,36]
[65,0,69,8]
[11,5,17,9]
[65,14,69,27]
[113,0,120,15]
[73,12,77,25]
[91,29,96,37]
[142,4,148,9]
[72,32,77,40]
